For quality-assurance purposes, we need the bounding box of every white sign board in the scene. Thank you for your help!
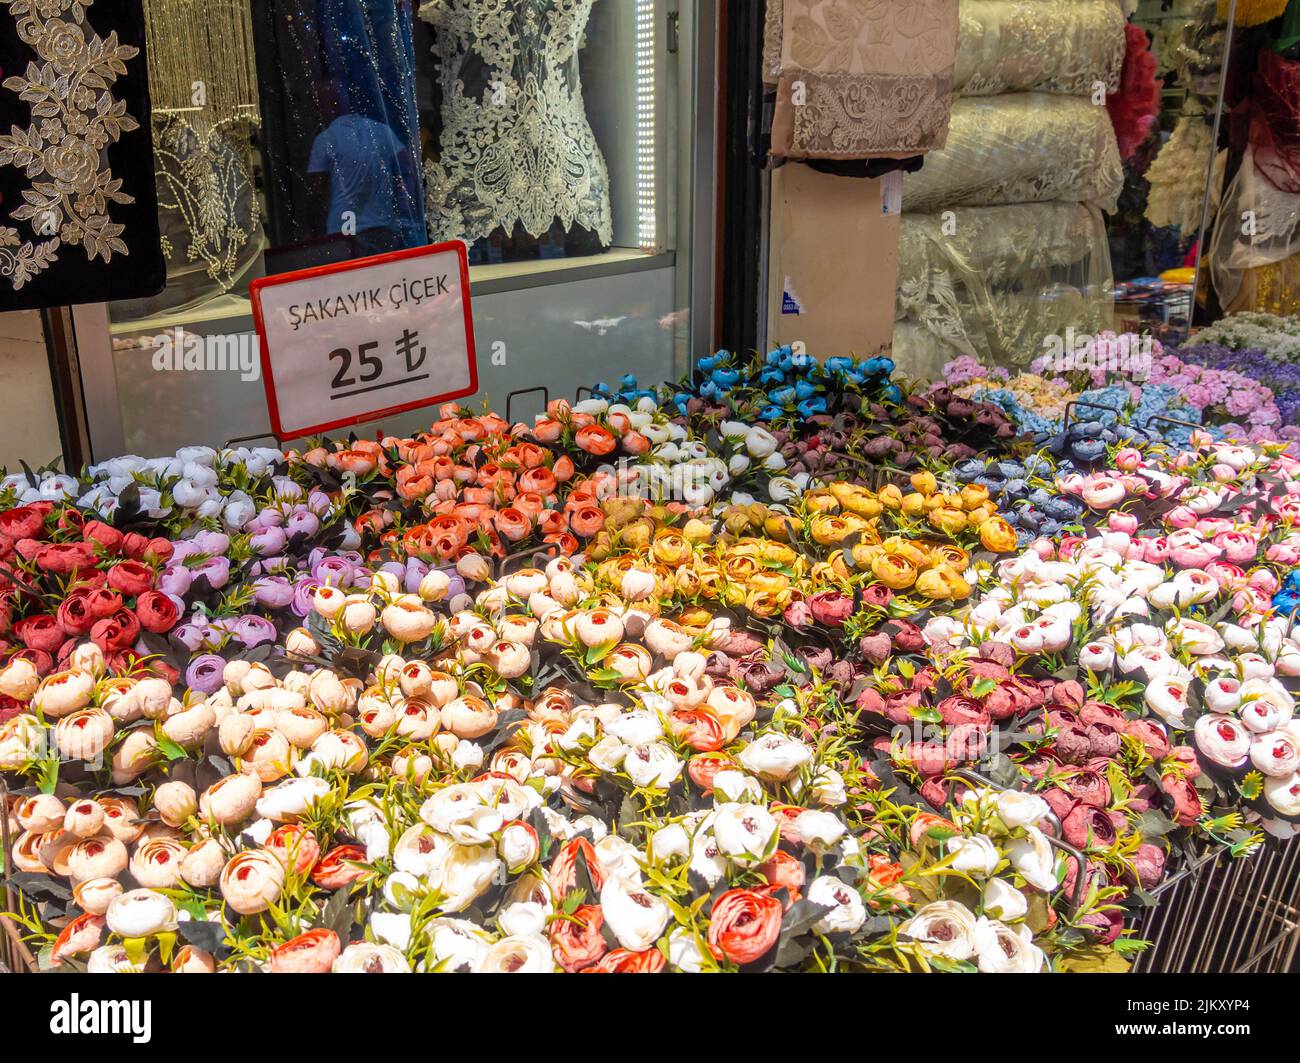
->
[250,241,478,440]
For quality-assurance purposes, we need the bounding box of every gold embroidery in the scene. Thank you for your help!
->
[0,0,139,290]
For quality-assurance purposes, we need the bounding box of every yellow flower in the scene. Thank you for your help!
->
[916,565,971,601]
[881,537,928,566]
[804,491,839,514]
[759,541,799,568]
[928,507,969,536]
[621,520,652,550]
[871,553,918,590]
[676,606,714,629]
[901,492,926,517]
[809,514,854,546]
[682,518,714,544]
[910,471,937,496]
[959,485,990,510]
[878,484,904,510]
[979,516,1018,553]
[763,514,794,542]
[675,567,702,597]
[745,590,784,618]
[840,492,882,519]
[651,530,692,567]
[747,570,790,597]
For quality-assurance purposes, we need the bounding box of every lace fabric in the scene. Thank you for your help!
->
[902,94,1124,213]
[954,0,1125,98]
[419,0,613,247]
[765,0,959,159]
[1144,115,1216,231]
[894,201,1115,377]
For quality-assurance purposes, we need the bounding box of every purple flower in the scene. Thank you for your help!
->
[230,615,278,648]
[250,526,287,556]
[286,510,320,538]
[191,530,231,555]
[192,556,231,589]
[172,622,210,653]
[157,565,192,597]
[291,576,322,617]
[252,575,296,609]
[313,554,354,587]
[185,653,227,694]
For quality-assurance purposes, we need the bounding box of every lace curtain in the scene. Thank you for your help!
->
[954,0,1125,98]
[764,0,960,159]
[419,0,613,249]
[902,94,1124,213]
[894,201,1115,378]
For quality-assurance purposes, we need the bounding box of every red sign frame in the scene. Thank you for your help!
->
[249,240,479,441]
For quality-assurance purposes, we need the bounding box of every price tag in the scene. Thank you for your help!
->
[250,241,478,440]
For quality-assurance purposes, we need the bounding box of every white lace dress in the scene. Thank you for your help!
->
[418,0,613,247]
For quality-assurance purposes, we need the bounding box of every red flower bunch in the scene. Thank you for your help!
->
[0,503,176,678]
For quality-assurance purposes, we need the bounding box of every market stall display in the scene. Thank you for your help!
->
[4,332,1300,975]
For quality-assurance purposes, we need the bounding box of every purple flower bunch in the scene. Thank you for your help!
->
[1172,343,1300,428]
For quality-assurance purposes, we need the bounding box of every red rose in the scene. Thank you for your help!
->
[687,752,736,794]
[6,647,52,675]
[84,588,123,619]
[90,609,141,653]
[756,850,805,906]
[808,590,853,628]
[668,708,725,752]
[583,948,666,973]
[546,837,604,900]
[106,561,153,596]
[13,614,66,653]
[81,520,124,554]
[268,929,341,974]
[1161,773,1204,827]
[312,844,369,890]
[143,537,173,563]
[548,904,607,973]
[56,508,84,533]
[35,541,97,574]
[0,505,46,540]
[55,591,95,635]
[861,584,893,609]
[135,591,179,634]
[121,532,151,560]
[707,888,783,965]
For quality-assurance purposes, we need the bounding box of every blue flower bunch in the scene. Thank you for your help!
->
[952,455,1083,544]
[654,347,900,422]
[1274,571,1300,618]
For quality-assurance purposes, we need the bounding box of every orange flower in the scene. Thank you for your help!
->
[621,431,651,456]
[330,449,377,475]
[552,455,576,482]
[543,532,579,556]
[669,708,725,752]
[584,948,666,973]
[519,466,558,496]
[568,505,606,537]
[495,507,534,542]
[707,889,783,965]
[533,419,563,444]
[576,424,617,456]
[396,466,433,500]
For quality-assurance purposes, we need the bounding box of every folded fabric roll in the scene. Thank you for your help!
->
[895,201,1115,373]
[765,0,959,159]
[902,94,1124,212]
[955,0,1125,98]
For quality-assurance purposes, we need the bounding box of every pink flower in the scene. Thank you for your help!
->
[1164,506,1198,530]
[1080,475,1126,510]
[1141,536,1170,563]
[1107,511,1139,535]
[1212,531,1258,565]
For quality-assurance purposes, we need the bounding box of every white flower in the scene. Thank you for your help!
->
[1264,772,1300,816]
[712,803,779,865]
[947,834,1000,877]
[622,742,684,789]
[807,875,867,934]
[710,770,763,804]
[745,427,778,458]
[599,876,670,952]
[426,918,491,971]
[593,834,644,882]
[605,710,663,746]
[688,834,727,887]
[995,791,1049,830]
[649,823,691,862]
[972,918,1045,973]
[1006,826,1059,891]
[899,900,978,960]
[1144,675,1190,728]
[498,901,548,938]
[106,889,178,938]
[738,733,811,781]
[452,741,485,771]
[334,942,410,973]
[982,878,1028,921]
[370,912,413,951]
[792,809,847,852]
[668,927,709,972]
[476,934,555,973]
[436,844,503,912]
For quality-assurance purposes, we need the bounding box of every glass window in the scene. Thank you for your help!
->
[98,0,702,455]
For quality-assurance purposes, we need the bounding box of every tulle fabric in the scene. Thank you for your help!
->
[1209,144,1300,312]
[894,201,1115,378]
